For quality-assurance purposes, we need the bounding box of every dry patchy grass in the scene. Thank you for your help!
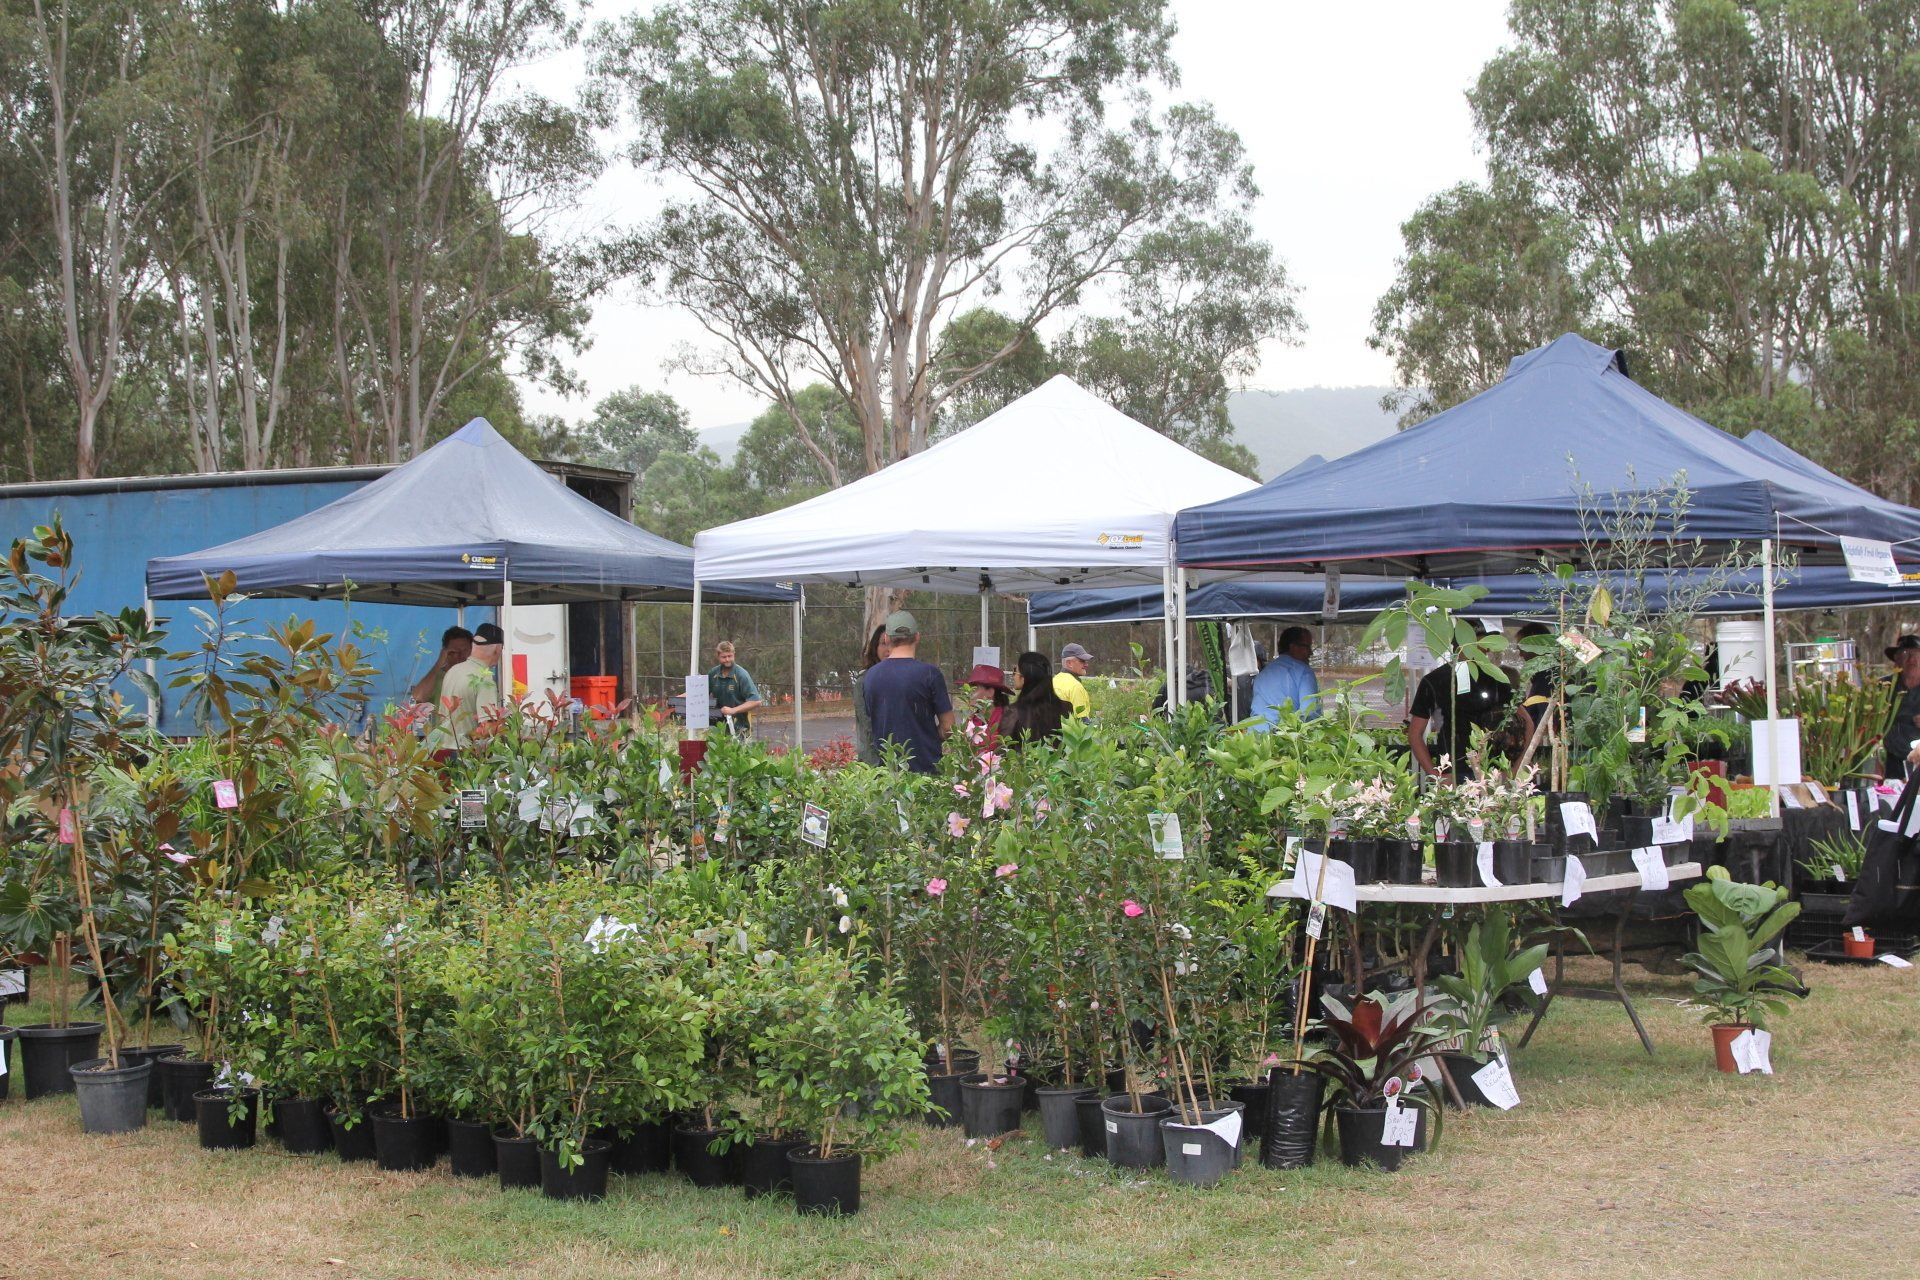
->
[3,954,1916,1280]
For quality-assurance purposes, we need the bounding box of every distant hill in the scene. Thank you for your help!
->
[700,385,1403,480]
[1227,386,1400,480]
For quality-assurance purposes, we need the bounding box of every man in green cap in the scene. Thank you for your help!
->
[859,610,953,773]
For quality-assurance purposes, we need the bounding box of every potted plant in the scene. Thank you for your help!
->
[1431,908,1548,1106]
[1679,867,1805,1072]
[1288,992,1447,1171]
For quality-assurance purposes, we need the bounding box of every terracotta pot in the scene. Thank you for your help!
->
[1710,1023,1752,1074]
[1843,932,1875,958]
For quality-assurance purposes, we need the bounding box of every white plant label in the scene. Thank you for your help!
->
[1879,954,1914,968]
[1561,854,1588,907]
[1105,1120,1119,1134]
[1380,1098,1418,1147]
[1852,926,1867,942]
[1454,661,1472,694]
[1470,1055,1521,1110]
[1846,793,1860,831]
[1650,815,1694,846]
[1729,1028,1774,1075]
[1558,801,1598,843]
[657,758,673,789]
[1305,901,1327,940]
[1149,812,1185,860]
[682,674,711,731]
[1781,788,1804,810]
[1288,850,1358,912]
[1808,781,1830,805]
[1528,967,1549,997]
[1181,1142,1204,1156]
[1476,841,1500,888]
[801,802,831,849]
[1831,864,1846,883]
[1631,847,1670,891]
[457,789,486,831]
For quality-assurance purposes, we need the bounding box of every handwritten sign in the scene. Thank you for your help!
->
[1470,1055,1521,1110]
[1631,847,1670,891]
[1561,854,1588,907]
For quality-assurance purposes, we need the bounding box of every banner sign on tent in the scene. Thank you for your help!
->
[1841,537,1902,586]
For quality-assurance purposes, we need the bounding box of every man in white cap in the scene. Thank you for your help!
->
[860,610,954,773]
[1054,642,1093,720]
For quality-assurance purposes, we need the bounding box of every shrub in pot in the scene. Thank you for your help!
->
[1431,908,1547,1107]
[1288,992,1446,1173]
[1679,868,1804,1073]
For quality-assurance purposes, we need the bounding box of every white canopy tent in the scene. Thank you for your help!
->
[691,375,1262,713]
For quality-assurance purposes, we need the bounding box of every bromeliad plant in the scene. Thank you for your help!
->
[1292,991,1448,1122]
[1680,867,1804,1032]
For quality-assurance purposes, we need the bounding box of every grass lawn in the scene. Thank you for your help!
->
[3,954,1916,1280]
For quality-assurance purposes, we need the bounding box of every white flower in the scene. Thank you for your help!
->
[827,883,849,909]
[1167,922,1192,941]
[754,949,779,966]
[837,915,852,934]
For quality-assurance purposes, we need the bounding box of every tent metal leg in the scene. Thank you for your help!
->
[1162,563,1177,708]
[1762,537,1780,817]
[793,588,805,752]
[501,575,514,704]
[980,588,990,648]
[690,580,703,676]
[1174,569,1190,709]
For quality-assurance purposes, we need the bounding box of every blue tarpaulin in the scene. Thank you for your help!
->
[147,419,789,605]
[1172,334,1920,576]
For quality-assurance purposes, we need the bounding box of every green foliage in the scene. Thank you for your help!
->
[1432,909,1549,1062]
[1679,867,1804,1030]
[1719,675,1882,785]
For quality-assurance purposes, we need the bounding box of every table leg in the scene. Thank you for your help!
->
[1515,934,1560,1050]
[1608,907,1655,1056]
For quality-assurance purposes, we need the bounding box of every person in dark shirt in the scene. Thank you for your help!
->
[1407,657,1531,780]
[1882,635,1920,779]
[999,651,1071,748]
[860,611,954,773]
[706,641,763,736]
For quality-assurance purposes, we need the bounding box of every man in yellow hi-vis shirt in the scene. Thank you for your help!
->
[1053,642,1093,719]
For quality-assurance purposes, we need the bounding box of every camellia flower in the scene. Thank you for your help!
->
[926,878,948,896]
[837,915,853,934]
[981,781,1013,817]
[1122,900,1145,918]
[976,751,1000,775]
[1035,796,1052,817]
[946,812,971,838]
[995,863,1018,878]
[827,883,849,909]
[952,781,971,799]
[1167,922,1192,940]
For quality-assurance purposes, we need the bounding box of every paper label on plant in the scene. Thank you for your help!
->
[1454,661,1472,694]
[1846,793,1860,830]
[1470,1055,1521,1110]
[1631,847,1669,891]
[1181,1142,1203,1156]
[213,778,239,809]
[657,758,673,788]
[1560,854,1587,907]
[1288,850,1358,912]
[1781,788,1803,809]
[896,801,911,836]
[1475,841,1499,887]
[56,808,75,844]
[1528,967,1549,996]
[1305,900,1326,940]
[1558,629,1603,664]
[1852,926,1867,942]
[714,806,731,844]
[1624,706,1647,744]
[1380,1097,1418,1147]
[1808,781,1830,805]
[1830,864,1846,883]
[1650,814,1693,845]
[1105,1120,1118,1134]
[801,802,831,848]
[457,789,486,830]
[1879,954,1914,968]
[215,919,234,955]
[1149,812,1184,859]
[1558,802,1597,842]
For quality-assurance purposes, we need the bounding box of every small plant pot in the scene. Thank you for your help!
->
[273,1097,333,1155]
[1101,1094,1173,1169]
[1711,1023,1753,1074]
[1074,1091,1109,1158]
[328,1108,378,1163]
[194,1086,259,1151]
[70,1057,152,1135]
[1333,1102,1426,1171]
[493,1129,542,1189]
[1161,1108,1239,1188]
[600,1121,671,1176]
[539,1139,612,1201]
[1531,852,1567,885]
[788,1146,861,1217]
[1843,933,1875,958]
[16,1022,104,1100]
[158,1055,217,1122]
[1438,1052,1494,1108]
[1227,1079,1271,1141]
[1619,810,1657,848]
[737,1135,810,1199]
[1259,1068,1324,1169]
[1434,841,1478,888]
[1037,1086,1094,1150]
[446,1118,496,1178]
[959,1073,1026,1138]
[924,1069,968,1128]
[671,1124,734,1187]
[373,1108,438,1172]
[1328,836,1378,883]
[924,1046,980,1075]
[1546,790,1594,855]
[1374,837,1423,884]
[1492,839,1532,885]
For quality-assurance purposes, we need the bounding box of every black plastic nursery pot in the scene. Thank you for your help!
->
[70,1057,152,1135]
[114,1043,184,1109]
[195,1086,260,1151]
[1492,840,1533,885]
[924,1046,980,1075]
[445,1118,496,1178]
[16,1022,103,1099]
[671,1124,735,1187]
[539,1139,612,1202]
[1434,841,1478,888]
[373,1108,439,1172]
[1334,1103,1427,1171]
[1101,1094,1174,1168]
[1260,1069,1324,1169]
[1438,1053,1495,1108]
[1074,1091,1108,1158]
[0,1026,14,1101]
[1327,836,1378,883]
[959,1073,1026,1139]
[1619,811,1657,848]
[1546,791,1593,855]
[328,1108,378,1163]
[788,1147,861,1217]
[1227,1079,1271,1141]
[1161,1107,1239,1188]
[599,1121,671,1176]
[1374,838,1423,884]
[924,1069,968,1128]
[273,1097,333,1155]
[158,1055,217,1122]
[494,1130,542,1189]
[737,1135,811,1199]
[1037,1086,1094,1150]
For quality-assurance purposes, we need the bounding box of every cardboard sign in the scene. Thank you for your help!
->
[970,646,1001,670]
[800,802,831,849]
[1470,1055,1521,1110]
[458,790,486,831]
[1631,847,1670,891]
[682,674,711,731]
[1561,855,1588,907]
[213,779,239,810]
[1150,812,1185,859]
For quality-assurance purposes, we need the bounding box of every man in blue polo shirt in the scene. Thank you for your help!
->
[1250,626,1320,729]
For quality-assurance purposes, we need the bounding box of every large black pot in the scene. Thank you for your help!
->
[1260,1068,1325,1169]
[1074,1091,1108,1159]
[789,1147,861,1217]
[446,1118,496,1178]
[958,1073,1025,1139]
[1438,1052,1497,1108]
[1160,1108,1239,1188]
[737,1135,810,1199]
[1101,1094,1173,1169]
[1492,839,1533,885]
[1227,1079,1271,1142]
[157,1054,216,1122]
[71,1057,151,1134]
[493,1129,542,1189]
[1334,1102,1427,1171]
[1374,838,1423,884]
[925,1069,968,1128]
[1327,836,1378,884]
[195,1086,259,1151]
[1546,791,1594,855]
[1037,1086,1093,1150]
[273,1097,333,1155]
[923,1046,980,1075]
[671,1124,734,1187]
[327,1107,378,1163]
[1619,808,1658,848]
[372,1108,438,1172]
[114,1043,185,1109]
[599,1121,671,1176]
[539,1139,612,1202]
[1434,840,1478,888]
[16,1022,104,1099]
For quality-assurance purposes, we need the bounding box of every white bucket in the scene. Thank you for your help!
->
[1716,618,1767,688]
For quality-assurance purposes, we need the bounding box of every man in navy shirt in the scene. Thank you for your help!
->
[861,610,954,773]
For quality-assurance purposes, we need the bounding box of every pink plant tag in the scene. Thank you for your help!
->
[57,808,76,844]
[213,779,239,810]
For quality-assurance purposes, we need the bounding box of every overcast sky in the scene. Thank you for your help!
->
[518,1,1514,433]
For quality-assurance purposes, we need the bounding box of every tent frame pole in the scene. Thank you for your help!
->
[1162,563,1178,709]
[501,574,514,704]
[690,580,703,676]
[1175,568,1190,710]
[1762,538,1780,817]
[1026,600,1037,656]
[793,586,805,752]
[980,588,990,649]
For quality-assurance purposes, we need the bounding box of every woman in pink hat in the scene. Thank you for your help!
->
[962,662,1012,749]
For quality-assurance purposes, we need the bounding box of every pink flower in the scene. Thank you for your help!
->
[976,751,1000,775]
[160,843,195,865]
[946,812,971,838]
[995,863,1018,878]
[952,781,971,799]
[1122,900,1144,918]
[1035,797,1052,816]
[926,878,948,896]
[981,781,1013,817]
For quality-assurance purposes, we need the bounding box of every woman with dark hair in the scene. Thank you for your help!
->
[852,624,891,765]
[962,663,1013,748]
[1000,651,1072,748]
